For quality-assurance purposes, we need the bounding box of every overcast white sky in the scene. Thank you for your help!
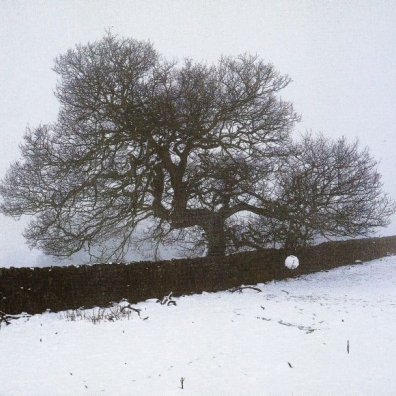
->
[1,0,395,267]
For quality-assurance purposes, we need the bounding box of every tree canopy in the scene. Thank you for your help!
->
[1,33,394,260]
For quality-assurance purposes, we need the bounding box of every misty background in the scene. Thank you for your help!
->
[0,0,395,267]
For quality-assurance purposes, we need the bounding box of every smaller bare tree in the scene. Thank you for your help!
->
[226,133,396,251]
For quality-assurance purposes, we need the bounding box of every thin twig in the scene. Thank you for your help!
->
[120,304,141,316]
[230,286,262,293]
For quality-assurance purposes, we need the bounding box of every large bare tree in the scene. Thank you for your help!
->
[0,33,394,260]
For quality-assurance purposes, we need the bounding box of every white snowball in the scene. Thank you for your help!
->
[285,255,299,270]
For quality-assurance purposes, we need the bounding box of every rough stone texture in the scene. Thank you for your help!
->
[1,236,396,315]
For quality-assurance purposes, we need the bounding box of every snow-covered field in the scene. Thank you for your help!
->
[1,256,396,395]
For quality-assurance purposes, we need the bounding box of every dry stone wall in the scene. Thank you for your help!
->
[1,236,396,315]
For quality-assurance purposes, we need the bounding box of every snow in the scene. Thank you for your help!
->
[285,255,299,269]
[1,256,396,395]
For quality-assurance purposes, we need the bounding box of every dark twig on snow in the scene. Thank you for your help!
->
[256,317,272,321]
[0,311,31,328]
[120,304,141,316]
[157,292,177,306]
[0,311,11,326]
[230,286,262,293]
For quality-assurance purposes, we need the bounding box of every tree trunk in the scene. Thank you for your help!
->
[203,215,226,257]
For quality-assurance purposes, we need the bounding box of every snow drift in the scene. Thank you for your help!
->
[1,256,396,395]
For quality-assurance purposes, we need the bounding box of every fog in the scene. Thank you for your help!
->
[1,0,395,267]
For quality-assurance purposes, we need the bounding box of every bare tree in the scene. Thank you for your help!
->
[0,33,394,260]
[228,133,396,251]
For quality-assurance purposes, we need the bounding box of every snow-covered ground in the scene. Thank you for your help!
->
[1,256,396,395]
